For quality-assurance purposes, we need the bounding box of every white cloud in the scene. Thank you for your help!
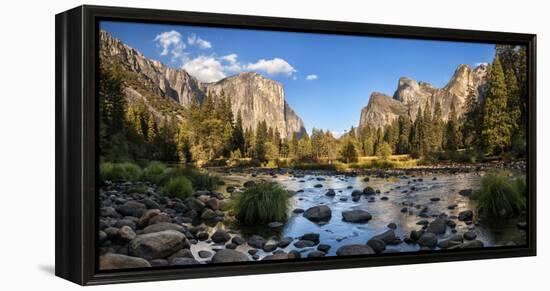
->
[221,53,242,73]
[306,74,318,80]
[187,34,212,49]
[154,30,185,59]
[475,62,488,67]
[182,56,226,83]
[246,58,297,76]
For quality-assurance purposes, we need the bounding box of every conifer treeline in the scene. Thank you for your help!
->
[99,45,526,164]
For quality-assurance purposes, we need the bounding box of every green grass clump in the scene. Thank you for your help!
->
[142,161,168,185]
[472,172,526,217]
[233,183,289,224]
[163,166,220,191]
[160,176,193,199]
[99,162,142,182]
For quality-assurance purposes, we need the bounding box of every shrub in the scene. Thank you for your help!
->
[472,172,526,217]
[233,183,289,224]
[160,176,193,199]
[142,161,168,185]
[99,162,142,181]
[162,166,220,191]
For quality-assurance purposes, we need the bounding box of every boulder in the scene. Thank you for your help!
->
[138,209,161,227]
[211,230,231,243]
[118,225,136,241]
[303,205,332,222]
[463,231,477,241]
[99,253,151,269]
[200,208,217,220]
[363,186,375,195]
[247,235,266,249]
[299,233,320,244]
[460,240,484,249]
[325,189,336,197]
[307,251,326,258]
[336,244,375,256]
[351,190,363,197]
[426,218,447,235]
[167,249,194,262]
[317,244,331,253]
[437,234,464,249]
[263,252,289,260]
[371,230,396,245]
[171,257,199,265]
[211,249,249,263]
[294,240,316,248]
[129,230,186,260]
[367,238,386,253]
[205,198,220,211]
[116,201,146,217]
[231,236,246,245]
[143,222,185,234]
[188,198,206,212]
[342,209,372,223]
[198,250,213,258]
[417,232,437,248]
[458,210,474,221]
[263,244,277,252]
[277,237,294,248]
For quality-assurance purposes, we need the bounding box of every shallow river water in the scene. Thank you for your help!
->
[189,171,525,261]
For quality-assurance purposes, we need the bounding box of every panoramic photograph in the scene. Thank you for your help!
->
[97,21,528,270]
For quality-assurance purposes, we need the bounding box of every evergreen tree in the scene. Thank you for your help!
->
[481,57,513,154]
[445,102,460,151]
[461,86,482,149]
[99,63,126,136]
[232,111,246,155]
[340,139,358,163]
[410,106,424,158]
[432,101,444,151]
[397,115,411,154]
[255,120,269,162]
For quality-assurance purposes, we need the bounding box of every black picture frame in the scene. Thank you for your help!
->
[55,4,537,286]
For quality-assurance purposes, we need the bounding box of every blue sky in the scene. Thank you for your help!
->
[101,21,495,136]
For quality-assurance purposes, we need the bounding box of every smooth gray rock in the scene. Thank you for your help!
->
[211,249,249,263]
[342,209,372,223]
[336,244,375,256]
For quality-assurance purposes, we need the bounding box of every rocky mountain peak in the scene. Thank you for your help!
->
[100,30,305,140]
[360,63,489,129]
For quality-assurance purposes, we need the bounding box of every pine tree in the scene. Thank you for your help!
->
[481,57,513,154]
[410,106,424,158]
[99,63,126,136]
[232,111,245,154]
[461,86,481,149]
[397,115,411,154]
[445,102,460,151]
[422,100,433,155]
[432,101,444,151]
[339,139,358,163]
[255,120,269,162]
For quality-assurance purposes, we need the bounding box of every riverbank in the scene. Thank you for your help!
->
[98,167,527,269]
[209,158,526,177]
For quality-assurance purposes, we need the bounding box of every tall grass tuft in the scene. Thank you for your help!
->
[472,172,526,218]
[99,162,142,182]
[233,183,289,224]
[141,161,168,185]
[160,176,193,199]
[162,166,220,191]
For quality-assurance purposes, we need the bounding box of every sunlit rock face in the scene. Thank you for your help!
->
[360,64,488,128]
[205,72,305,139]
[100,30,305,139]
